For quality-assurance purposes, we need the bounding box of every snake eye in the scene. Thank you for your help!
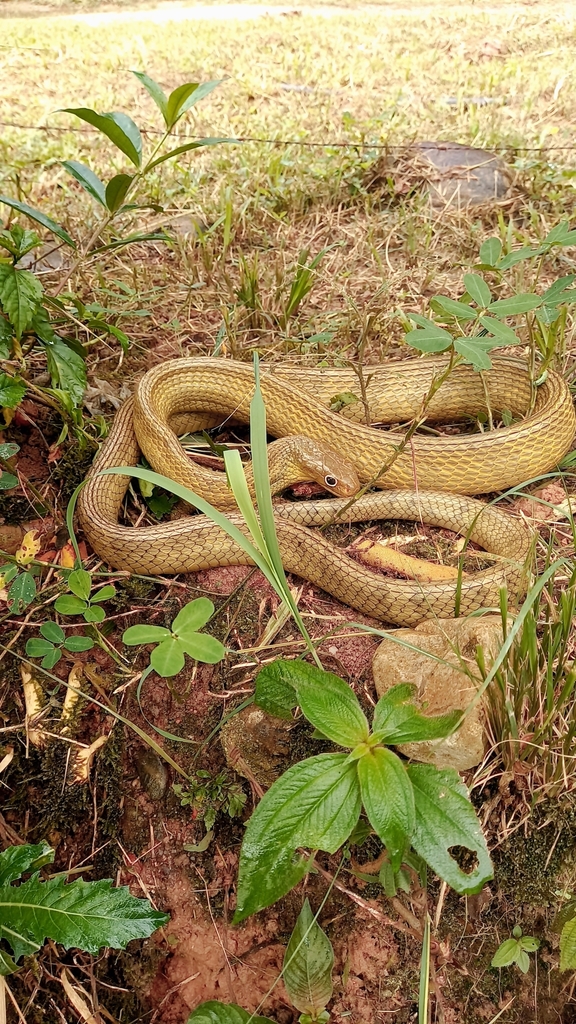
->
[324,475,338,488]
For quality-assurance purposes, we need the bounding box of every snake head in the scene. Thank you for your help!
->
[291,436,360,497]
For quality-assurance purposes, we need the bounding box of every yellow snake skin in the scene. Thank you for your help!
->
[78,356,576,626]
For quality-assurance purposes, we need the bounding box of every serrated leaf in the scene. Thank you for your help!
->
[404,327,453,353]
[373,684,460,744]
[429,295,477,321]
[8,571,36,613]
[491,938,520,967]
[54,594,87,615]
[150,637,185,677]
[552,901,576,934]
[62,161,107,207]
[0,842,54,886]
[479,238,502,266]
[478,316,521,343]
[0,314,13,357]
[178,633,226,664]
[187,1002,273,1024]
[488,294,542,316]
[560,917,576,970]
[454,338,495,370]
[148,137,235,171]
[26,637,55,657]
[234,753,361,922]
[39,621,65,643]
[282,663,369,747]
[165,79,223,128]
[132,70,168,121]
[60,109,142,168]
[123,624,172,645]
[105,173,133,213]
[254,659,299,719]
[41,334,86,406]
[463,273,491,308]
[67,568,92,601]
[83,605,106,623]
[0,196,76,249]
[0,372,26,409]
[358,748,414,872]
[407,765,493,894]
[0,264,43,339]
[0,873,168,961]
[64,635,95,652]
[283,899,334,1015]
[172,597,214,636]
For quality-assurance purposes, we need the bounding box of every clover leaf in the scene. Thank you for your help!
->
[122,597,226,677]
[26,621,94,669]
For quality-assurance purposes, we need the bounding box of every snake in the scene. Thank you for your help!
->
[78,355,576,627]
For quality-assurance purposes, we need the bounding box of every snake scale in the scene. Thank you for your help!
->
[78,356,576,626]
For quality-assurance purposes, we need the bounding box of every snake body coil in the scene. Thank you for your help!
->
[78,356,576,626]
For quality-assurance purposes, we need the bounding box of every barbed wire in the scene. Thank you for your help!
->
[1,119,576,152]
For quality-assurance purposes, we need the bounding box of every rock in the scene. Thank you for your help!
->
[414,141,511,209]
[220,706,292,787]
[135,749,169,801]
[372,616,504,771]
[0,525,25,555]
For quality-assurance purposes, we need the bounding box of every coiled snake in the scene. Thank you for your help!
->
[78,356,576,626]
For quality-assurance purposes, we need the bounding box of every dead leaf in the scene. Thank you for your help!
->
[59,968,99,1024]
[0,747,14,774]
[15,529,41,565]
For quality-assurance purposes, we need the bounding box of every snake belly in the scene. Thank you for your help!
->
[78,356,575,626]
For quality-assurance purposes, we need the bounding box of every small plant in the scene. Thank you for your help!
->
[174,769,246,831]
[54,567,116,623]
[122,597,226,677]
[0,442,19,489]
[233,660,492,922]
[551,896,576,971]
[491,925,540,973]
[25,621,94,670]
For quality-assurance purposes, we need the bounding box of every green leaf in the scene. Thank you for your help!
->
[90,584,116,603]
[497,246,542,270]
[487,294,542,317]
[254,659,299,719]
[0,264,43,339]
[407,765,493,894]
[404,327,453,353]
[542,275,576,302]
[8,571,36,613]
[178,633,226,664]
[64,635,95,653]
[0,949,18,975]
[453,338,495,371]
[83,605,106,624]
[41,334,87,406]
[0,564,19,585]
[0,442,19,459]
[0,313,13,357]
[560,917,576,971]
[60,109,142,168]
[150,637,186,677]
[478,316,521,343]
[283,899,334,1016]
[54,594,87,615]
[41,647,62,669]
[39,621,65,644]
[519,936,540,952]
[0,471,18,490]
[0,873,168,962]
[0,372,26,409]
[358,748,414,872]
[147,137,235,172]
[429,296,478,321]
[234,753,361,922]
[288,664,369,747]
[123,624,172,645]
[516,949,530,973]
[187,1002,273,1024]
[165,79,223,129]
[373,684,460,744]
[132,70,168,121]
[67,568,92,601]
[172,597,215,637]
[463,273,491,308]
[0,842,54,886]
[62,161,107,207]
[0,196,76,249]
[26,637,54,657]
[479,238,502,266]
[105,174,133,213]
[491,938,519,968]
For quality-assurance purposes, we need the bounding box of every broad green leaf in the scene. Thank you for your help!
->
[519,936,540,952]
[0,842,54,886]
[148,138,235,172]
[373,684,460,743]
[0,372,26,409]
[0,196,76,249]
[463,273,491,308]
[105,174,133,213]
[560,917,576,971]
[187,1002,273,1024]
[542,275,576,301]
[406,313,437,329]
[407,765,493,894]
[123,624,172,645]
[41,335,87,406]
[0,442,18,459]
[172,597,215,636]
[234,753,361,922]
[62,161,107,207]
[497,246,542,270]
[0,313,13,357]
[404,327,453,353]
[283,899,334,1015]
[293,667,369,747]
[254,659,299,719]
[516,949,530,973]
[8,571,36,613]
[491,938,519,968]
[479,316,521,343]
[83,605,106,624]
[178,633,226,664]
[150,636,185,677]
[39,621,65,643]
[552,901,576,934]
[64,635,95,653]
[0,564,19,585]
[0,873,168,961]
[41,647,62,669]
[0,471,18,490]
[429,295,477,321]
[544,221,574,245]
[453,338,495,371]
[0,949,18,975]
[67,568,92,601]
[357,748,414,872]
[0,264,43,339]
[479,238,502,266]
[90,584,116,603]
[54,594,87,615]
[60,109,142,168]
[165,79,223,129]
[28,638,55,658]
[487,294,542,317]
[132,70,168,121]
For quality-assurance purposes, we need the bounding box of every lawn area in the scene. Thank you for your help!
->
[2,2,576,1023]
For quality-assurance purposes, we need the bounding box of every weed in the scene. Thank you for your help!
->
[174,769,246,832]
[491,925,540,974]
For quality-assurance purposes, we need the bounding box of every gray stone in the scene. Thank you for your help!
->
[372,615,504,771]
[414,141,511,209]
